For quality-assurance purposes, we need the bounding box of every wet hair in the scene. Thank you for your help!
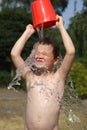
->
[39,37,60,59]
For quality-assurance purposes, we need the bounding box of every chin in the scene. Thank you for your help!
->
[36,65,45,70]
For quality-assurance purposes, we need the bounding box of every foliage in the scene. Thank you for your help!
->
[83,0,87,8]
[0,0,69,14]
[0,8,37,72]
[68,11,87,59]
[51,0,69,14]
[0,71,11,86]
[68,4,87,98]
[70,62,87,99]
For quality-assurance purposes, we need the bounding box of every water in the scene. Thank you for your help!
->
[68,109,81,123]
[36,24,44,40]
[8,24,87,130]
[61,76,87,130]
[8,24,45,90]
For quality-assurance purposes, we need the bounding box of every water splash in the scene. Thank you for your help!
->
[8,24,87,130]
[61,76,87,130]
[8,73,21,92]
[68,109,81,123]
[8,41,48,91]
[8,24,45,91]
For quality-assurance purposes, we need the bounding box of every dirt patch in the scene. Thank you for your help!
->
[0,88,26,118]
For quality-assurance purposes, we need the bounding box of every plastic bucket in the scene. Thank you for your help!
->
[31,0,56,29]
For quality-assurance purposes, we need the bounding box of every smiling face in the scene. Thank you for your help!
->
[34,43,59,71]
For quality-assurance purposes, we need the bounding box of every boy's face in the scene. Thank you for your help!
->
[34,44,58,71]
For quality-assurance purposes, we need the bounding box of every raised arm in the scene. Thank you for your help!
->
[56,15,75,79]
[11,24,35,76]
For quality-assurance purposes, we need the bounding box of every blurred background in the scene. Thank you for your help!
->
[0,0,87,98]
[0,0,87,130]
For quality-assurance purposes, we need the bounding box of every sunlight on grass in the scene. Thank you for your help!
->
[0,112,87,130]
[59,111,87,130]
[0,88,87,130]
[0,116,24,130]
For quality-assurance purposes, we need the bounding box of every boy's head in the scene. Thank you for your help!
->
[39,38,60,59]
[34,37,60,71]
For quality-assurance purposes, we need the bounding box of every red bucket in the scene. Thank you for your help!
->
[31,0,56,29]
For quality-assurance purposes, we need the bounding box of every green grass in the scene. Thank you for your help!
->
[0,112,87,130]
[0,88,87,130]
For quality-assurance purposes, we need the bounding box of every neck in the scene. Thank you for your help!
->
[31,65,51,76]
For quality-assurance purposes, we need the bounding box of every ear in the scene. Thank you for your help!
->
[54,56,60,65]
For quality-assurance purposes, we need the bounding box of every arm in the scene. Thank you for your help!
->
[11,24,35,77]
[56,15,75,79]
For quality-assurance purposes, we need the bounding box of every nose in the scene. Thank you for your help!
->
[35,52,44,59]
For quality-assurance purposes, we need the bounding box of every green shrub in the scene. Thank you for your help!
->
[70,62,87,99]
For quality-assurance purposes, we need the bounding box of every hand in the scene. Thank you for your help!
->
[26,24,35,35]
[56,15,64,29]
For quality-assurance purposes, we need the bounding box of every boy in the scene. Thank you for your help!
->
[11,15,75,130]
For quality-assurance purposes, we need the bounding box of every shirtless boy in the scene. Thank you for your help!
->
[11,15,75,130]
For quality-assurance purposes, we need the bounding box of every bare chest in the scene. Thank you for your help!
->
[27,74,64,106]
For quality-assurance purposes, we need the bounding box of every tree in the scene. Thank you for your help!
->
[83,0,87,8]
[0,0,69,14]
[0,8,37,75]
[67,2,87,98]
[68,11,87,59]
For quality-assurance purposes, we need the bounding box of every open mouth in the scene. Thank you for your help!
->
[36,58,44,62]
[34,58,47,68]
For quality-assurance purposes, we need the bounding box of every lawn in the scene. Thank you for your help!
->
[0,88,87,130]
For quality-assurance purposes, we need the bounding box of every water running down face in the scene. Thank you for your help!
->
[34,43,59,72]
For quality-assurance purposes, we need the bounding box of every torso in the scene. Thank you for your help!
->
[25,71,65,130]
